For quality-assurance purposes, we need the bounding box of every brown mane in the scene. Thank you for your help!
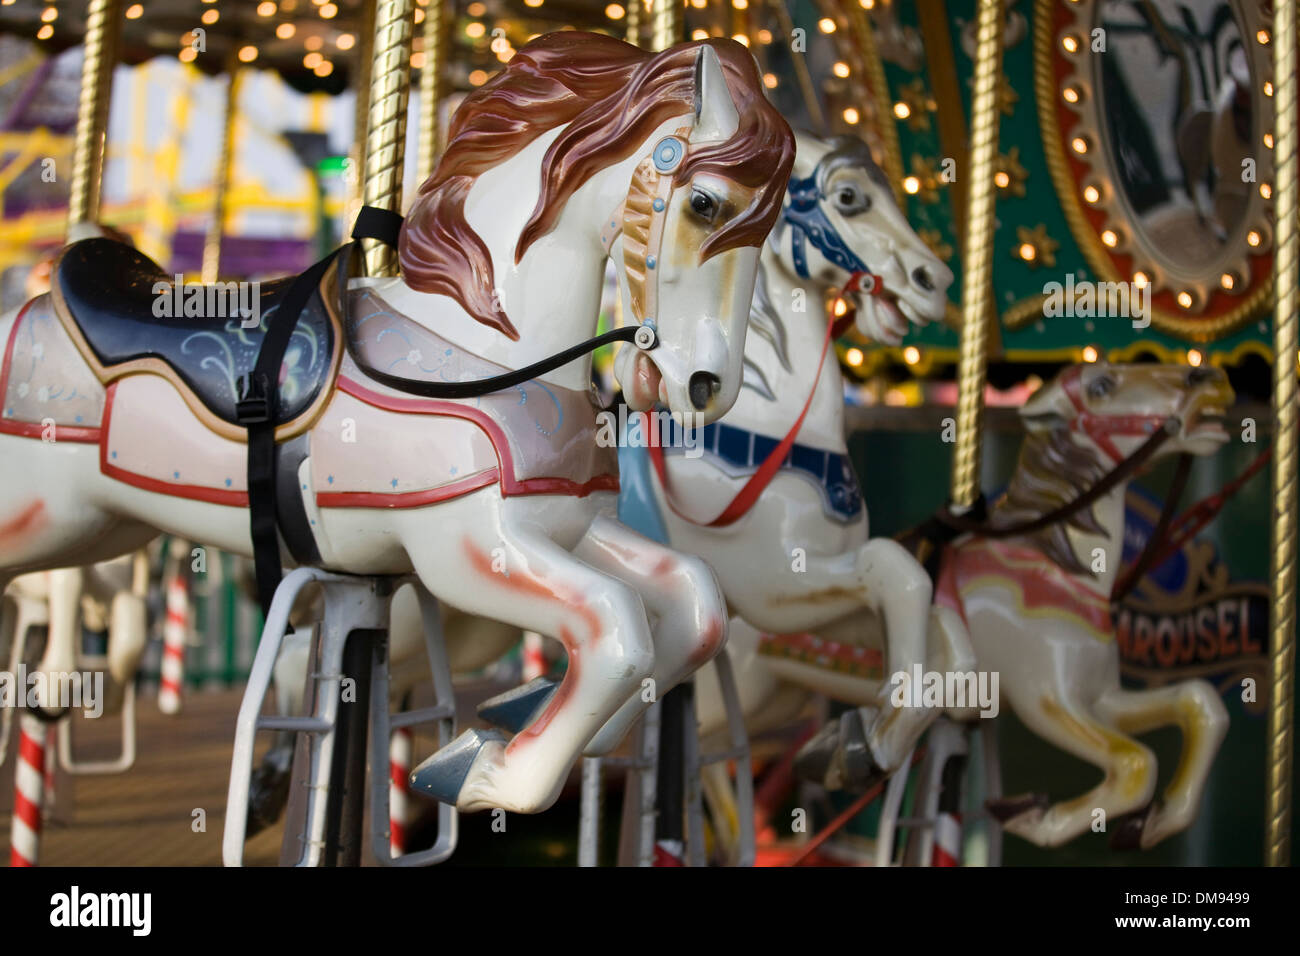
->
[398,32,794,340]
[991,427,1110,575]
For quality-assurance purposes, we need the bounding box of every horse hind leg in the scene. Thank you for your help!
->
[1095,680,1228,848]
[991,692,1158,849]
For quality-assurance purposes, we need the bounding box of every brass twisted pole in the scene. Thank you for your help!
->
[627,0,641,47]
[949,0,1003,510]
[347,0,377,220]
[361,0,416,277]
[1267,0,1297,869]
[416,0,448,185]
[67,0,122,231]
[201,66,241,283]
[650,0,682,52]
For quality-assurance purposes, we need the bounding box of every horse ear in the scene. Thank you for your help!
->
[693,45,740,143]
[1020,377,1071,433]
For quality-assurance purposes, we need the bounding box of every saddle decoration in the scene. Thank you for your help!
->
[649,268,874,528]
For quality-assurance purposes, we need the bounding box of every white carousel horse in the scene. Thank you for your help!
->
[0,34,795,815]
[697,362,1233,852]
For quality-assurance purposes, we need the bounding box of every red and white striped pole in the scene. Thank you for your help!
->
[10,714,48,867]
[522,631,546,682]
[389,726,412,855]
[159,564,189,715]
[930,754,966,867]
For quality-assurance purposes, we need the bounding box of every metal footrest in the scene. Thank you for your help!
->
[223,569,457,867]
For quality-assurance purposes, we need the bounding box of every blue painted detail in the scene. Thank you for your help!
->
[617,442,670,544]
[653,198,665,212]
[111,450,117,459]
[391,478,399,488]
[646,256,657,270]
[410,728,508,805]
[327,475,334,484]
[477,677,559,734]
[652,136,684,173]
[782,170,872,281]
[173,471,180,479]
[226,478,234,487]
[658,419,863,522]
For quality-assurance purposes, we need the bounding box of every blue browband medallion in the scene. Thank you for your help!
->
[657,418,863,523]
[781,171,872,281]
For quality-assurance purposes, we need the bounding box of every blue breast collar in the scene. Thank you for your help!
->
[781,171,872,280]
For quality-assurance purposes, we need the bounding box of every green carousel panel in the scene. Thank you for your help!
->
[872,0,1275,365]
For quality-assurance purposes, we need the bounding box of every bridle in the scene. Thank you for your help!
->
[1058,365,1172,466]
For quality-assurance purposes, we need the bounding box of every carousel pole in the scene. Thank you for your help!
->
[416,0,448,184]
[200,57,241,284]
[66,0,122,233]
[948,0,1004,513]
[347,0,377,221]
[626,0,641,47]
[360,0,416,277]
[650,0,682,54]
[1266,0,1297,869]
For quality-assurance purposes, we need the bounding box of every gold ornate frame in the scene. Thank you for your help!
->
[1031,0,1275,340]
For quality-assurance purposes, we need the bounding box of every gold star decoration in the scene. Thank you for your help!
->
[1013,223,1058,269]
[908,155,942,204]
[996,73,1019,116]
[918,228,954,262]
[994,146,1028,198]
[896,78,932,132]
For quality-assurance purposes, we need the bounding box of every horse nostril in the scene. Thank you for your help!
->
[688,371,721,411]
[911,266,935,292]
[1187,367,1213,386]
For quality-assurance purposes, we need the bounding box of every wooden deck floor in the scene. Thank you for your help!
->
[0,688,288,866]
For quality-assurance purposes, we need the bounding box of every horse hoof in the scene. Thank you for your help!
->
[245,743,294,837]
[986,792,1050,824]
[476,677,558,734]
[1109,805,1153,850]
[793,710,882,792]
[411,728,508,806]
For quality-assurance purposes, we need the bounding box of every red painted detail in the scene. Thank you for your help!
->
[463,539,603,644]
[1059,367,1169,465]
[0,300,101,443]
[99,384,250,506]
[389,819,406,851]
[13,786,42,833]
[509,629,580,752]
[653,842,685,867]
[17,727,45,770]
[162,641,185,661]
[317,469,500,509]
[930,843,959,867]
[687,615,727,668]
[943,537,1111,633]
[0,499,47,548]
[336,377,619,502]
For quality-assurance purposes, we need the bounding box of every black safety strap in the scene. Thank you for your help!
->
[239,207,400,619]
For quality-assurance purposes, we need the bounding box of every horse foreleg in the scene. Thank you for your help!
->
[577,515,726,757]
[1095,680,1228,848]
[407,516,654,814]
[843,537,939,772]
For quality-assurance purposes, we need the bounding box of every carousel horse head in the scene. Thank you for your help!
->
[399,32,795,424]
[1005,362,1233,574]
[773,130,952,345]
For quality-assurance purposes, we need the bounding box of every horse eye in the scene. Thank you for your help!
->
[1087,377,1115,399]
[834,185,871,215]
[689,188,718,221]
